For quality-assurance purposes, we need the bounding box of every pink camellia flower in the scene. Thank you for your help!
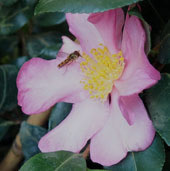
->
[17,8,160,166]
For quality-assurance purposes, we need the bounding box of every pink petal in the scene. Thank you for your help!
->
[88,9,124,53]
[118,94,155,151]
[115,15,160,96]
[17,58,85,114]
[66,13,104,53]
[38,99,109,153]
[90,115,127,166]
[90,90,155,166]
[115,69,160,96]
[17,37,87,114]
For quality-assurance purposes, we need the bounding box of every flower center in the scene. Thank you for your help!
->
[80,44,125,102]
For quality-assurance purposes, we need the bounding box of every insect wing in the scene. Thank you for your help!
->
[57,51,69,60]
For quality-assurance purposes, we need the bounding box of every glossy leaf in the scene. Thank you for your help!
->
[35,0,143,15]
[105,135,165,171]
[34,12,65,27]
[19,122,47,160]
[26,32,62,59]
[20,151,86,171]
[0,65,18,114]
[157,34,170,64]
[145,74,170,145]
[48,102,72,131]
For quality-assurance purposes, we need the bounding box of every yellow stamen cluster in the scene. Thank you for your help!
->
[80,44,125,102]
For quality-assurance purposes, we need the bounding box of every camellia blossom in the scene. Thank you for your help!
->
[17,9,160,166]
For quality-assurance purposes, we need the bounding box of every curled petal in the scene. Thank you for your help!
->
[118,94,155,151]
[38,99,109,153]
[88,9,124,53]
[17,58,85,114]
[90,90,155,166]
[59,36,82,55]
[116,15,160,96]
[66,13,104,53]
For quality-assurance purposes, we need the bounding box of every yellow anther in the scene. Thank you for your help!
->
[97,48,104,54]
[80,44,125,102]
[120,57,124,61]
[90,48,97,54]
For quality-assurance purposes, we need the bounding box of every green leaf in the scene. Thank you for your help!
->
[39,44,62,59]
[0,65,18,114]
[0,0,18,7]
[35,0,143,15]
[20,151,86,171]
[87,169,108,171]
[34,12,65,27]
[157,34,170,64]
[0,118,16,141]
[105,135,165,171]
[48,102,72,130]
[128,7,151,54]
[19,122,47,160]
[145,74,170,145]
[26,32,62,59]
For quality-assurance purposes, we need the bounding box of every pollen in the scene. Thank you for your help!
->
[80,44,125,102]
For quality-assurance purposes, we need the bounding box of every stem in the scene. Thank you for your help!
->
[82,145,90,159]
[0,109,51,171]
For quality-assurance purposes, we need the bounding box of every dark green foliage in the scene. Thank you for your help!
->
[0,118,16,141]
[12,56,30,68]
[35,0,143,14]
[161,19,170,39]
[0,65,18,113]
[0,0,19,7]
[0,0,38,35]
[145,74,170,146]
[19,122,47,160]
[87,169,106,171]
[158,35,170,64]
[34,12,65,27]
[19,151,86,171]
[48,102,72,130]
[0,36,19,58]
[26,32,62,59]
[0,0,170,170]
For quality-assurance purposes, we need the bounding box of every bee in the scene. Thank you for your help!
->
[58,51,81,68]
